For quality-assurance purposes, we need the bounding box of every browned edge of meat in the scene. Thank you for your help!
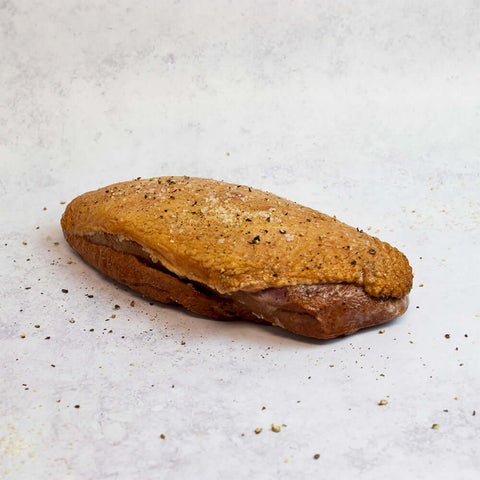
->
[63,232,409,340]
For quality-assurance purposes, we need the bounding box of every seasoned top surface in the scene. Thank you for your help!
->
[61,176,413,297]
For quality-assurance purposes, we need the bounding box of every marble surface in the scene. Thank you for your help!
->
[1,1,480,478]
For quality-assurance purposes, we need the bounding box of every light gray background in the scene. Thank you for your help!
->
[1,1,479,479]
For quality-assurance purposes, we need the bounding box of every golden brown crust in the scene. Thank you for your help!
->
[61,176,413,297]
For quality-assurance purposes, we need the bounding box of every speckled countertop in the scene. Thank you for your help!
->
[1,1,479,479]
